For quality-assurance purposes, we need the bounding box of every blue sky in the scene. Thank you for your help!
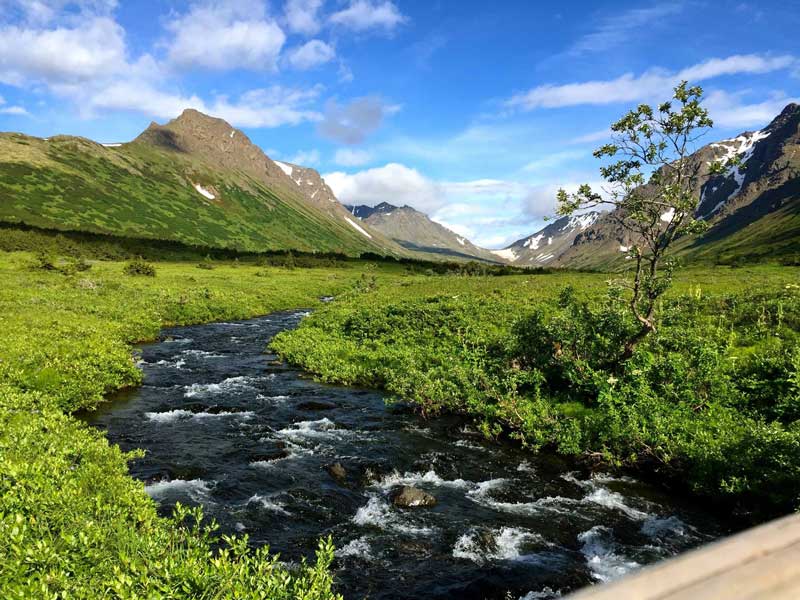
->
[1,0,798,247]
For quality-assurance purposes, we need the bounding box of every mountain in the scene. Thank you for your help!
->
[0,109,400,256]
[525,103,800,269]
[492,212,602,266]
[345,202,502,262]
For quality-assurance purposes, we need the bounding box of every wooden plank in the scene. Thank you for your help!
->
[566,513,800,599]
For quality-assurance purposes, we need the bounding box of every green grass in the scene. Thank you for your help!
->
[0,250,404,599]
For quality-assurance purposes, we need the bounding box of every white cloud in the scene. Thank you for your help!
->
[0,105,31,115]
[286,39,335,69]
[284,0,323,35]
[90,83,323,127]
[0,17,127,86]
[521,180,606,219]
[3,0,118,25]
[506,54,797,110]
[680,55,797,81]
[329,0,406,32]
[569,3,684,55]
[324,163,443,212]
[318,96,399,144]
[570,128,612,144]
[705,89,800,129]
[165,1,285,71]
[0,94,29,115]
[334,147,372,166]
[288,148,321,165]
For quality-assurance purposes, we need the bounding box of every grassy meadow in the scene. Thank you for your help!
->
[0,250,391,599]
[1,237,798,597]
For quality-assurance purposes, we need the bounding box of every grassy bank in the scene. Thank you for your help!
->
[0,250,398,599]
[272,264,800,518]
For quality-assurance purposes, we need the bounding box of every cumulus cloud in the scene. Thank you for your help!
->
[334,147,372,166]
[324,163,444,213]
[521,180,606,219]
[286,39,335,69]
[318,96,399,144]
[165,1,285,71]
[284,0,323,35]
[506,54,797,110]
[704,89,800,129]
[0,95,29,115]
[0,17,127,86]
[329,0,406,32]
[90,83,323,127]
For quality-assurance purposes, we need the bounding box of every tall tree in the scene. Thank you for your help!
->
[557,81,724,360]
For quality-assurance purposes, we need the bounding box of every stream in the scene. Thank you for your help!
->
[84,310,729,599]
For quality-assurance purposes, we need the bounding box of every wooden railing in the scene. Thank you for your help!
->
[566,513,800,599]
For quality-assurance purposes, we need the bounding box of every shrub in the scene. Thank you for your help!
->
[123,258,156,277]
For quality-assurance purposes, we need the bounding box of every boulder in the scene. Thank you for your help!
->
[390,486,436,508]
[326,462,347,481]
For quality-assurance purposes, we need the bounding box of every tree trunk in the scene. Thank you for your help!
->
[620,321,655,363]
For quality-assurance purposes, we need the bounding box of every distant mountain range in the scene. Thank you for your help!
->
[0,104,797,266]
[491,102,799,268]
[491,212,602,266]
[345,202,501,263]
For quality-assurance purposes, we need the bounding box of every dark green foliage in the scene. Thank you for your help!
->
[123,258,156,277]
[274,274,800,517]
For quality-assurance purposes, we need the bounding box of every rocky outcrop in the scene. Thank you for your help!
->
[389,485,437,508]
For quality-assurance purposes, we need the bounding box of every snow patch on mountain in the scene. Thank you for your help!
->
[491,248,518,261]
[709,129,771,202]
[275,161,293,177]
[194,184,215,200]
[524,233,545,250]
[345,217,373,239]
[566,213,599,231]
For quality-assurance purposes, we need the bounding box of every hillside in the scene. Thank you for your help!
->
[0,109,400,256]
[346,202,502,262]
[553,103,800,268]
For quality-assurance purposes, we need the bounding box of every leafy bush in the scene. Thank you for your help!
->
[273,272,800,516]
[123,258,156,277]
[32,251,57,271]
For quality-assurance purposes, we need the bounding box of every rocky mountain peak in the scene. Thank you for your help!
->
[346,202,400,219]
[274,160,340,209]
[134,108,291,188]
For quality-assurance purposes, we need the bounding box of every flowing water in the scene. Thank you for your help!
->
[85,310,729,599]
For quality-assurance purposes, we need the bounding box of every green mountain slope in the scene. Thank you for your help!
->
[0,110,401,256]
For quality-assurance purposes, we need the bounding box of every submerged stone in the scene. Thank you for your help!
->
[390,485,437,508]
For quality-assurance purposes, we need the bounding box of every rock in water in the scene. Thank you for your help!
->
[390,486,436,508]
[327,462,347,481]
